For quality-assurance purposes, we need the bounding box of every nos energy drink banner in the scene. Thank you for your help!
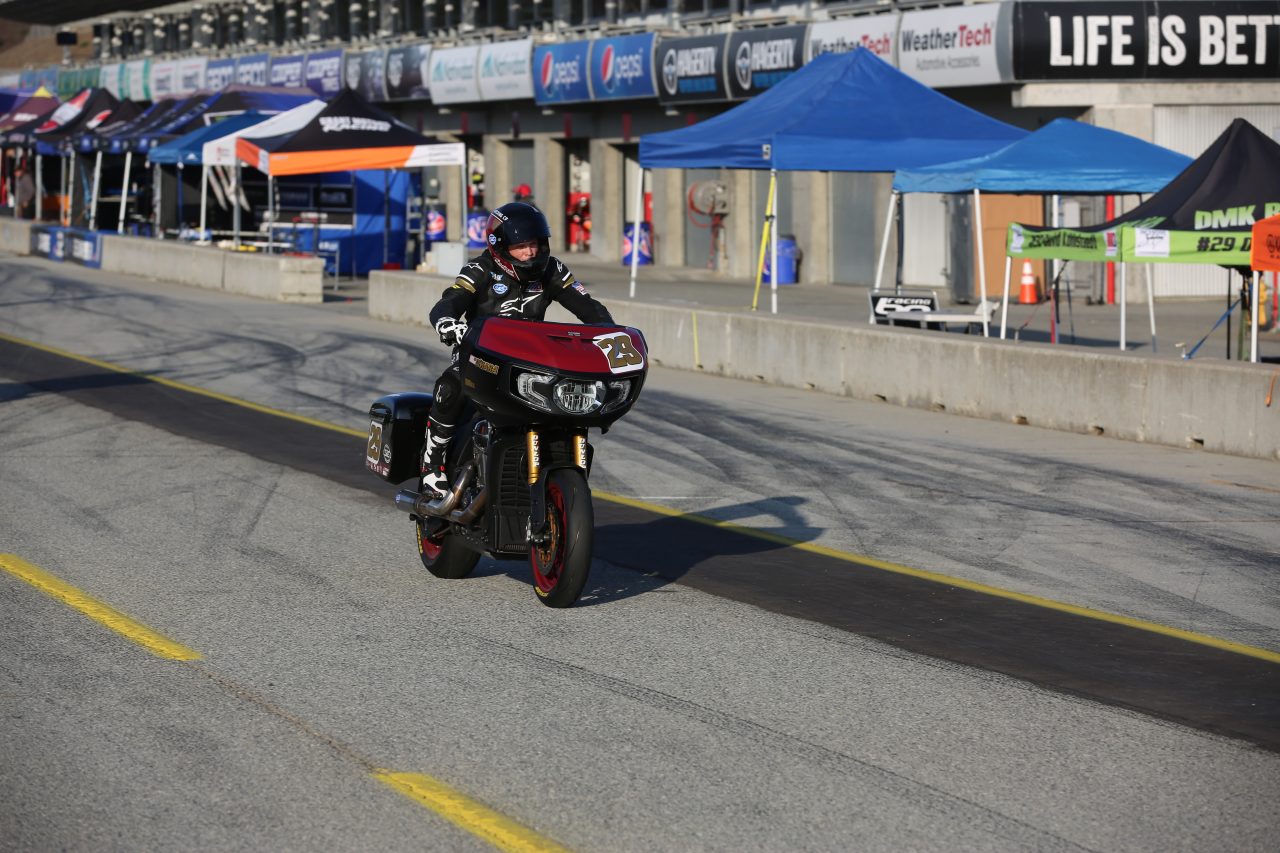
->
[534,41,592,105]
[590,33,656,101]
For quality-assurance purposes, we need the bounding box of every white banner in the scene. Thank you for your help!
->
[176,57,207,95]
[898,3,1006,87]
[429,45,481,105]
[478,39,533,102]
[807,16,899,64]
[406,142,467,167]
[99,63,122,98]
[149,60,176,99]
[125,60,148,100]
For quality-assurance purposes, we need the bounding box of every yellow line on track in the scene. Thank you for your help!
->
[375,772,572,853]
[0,554,201,660]
[6,331,1279,666]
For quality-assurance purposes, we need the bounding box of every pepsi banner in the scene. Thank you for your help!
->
[236,53,271,87]
[726,25,807,100]
[656,34,728,105]
[304,49,343,98]
[270,54,305,88]
[206,58,236,91]
[534,41,592,105]
[589,33,656,101]
[385,43,432,101]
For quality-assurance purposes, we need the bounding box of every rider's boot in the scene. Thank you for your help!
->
[420,419,453,497]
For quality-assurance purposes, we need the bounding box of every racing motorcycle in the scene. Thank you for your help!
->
[364,315,648,607]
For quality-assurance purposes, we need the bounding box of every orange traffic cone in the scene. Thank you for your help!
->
[1018,260,1040,305]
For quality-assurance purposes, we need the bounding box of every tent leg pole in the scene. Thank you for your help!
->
[68,154,77,227]
[770,169,778,315]
[89,151,102,231]
[1119,263,1127,352]
[1001,255,1012,340]
[628,163,643,299]
[33,153,42,220]
[1146,263,1157,354]
[973,188,989,338]
[268,175,274,254]
[233,162,241,249]
[871,191,896,322]
[60,154,67,227]
[1251,270,1261,363]
[751,171,774,312]
[117,151,131,234]
[153,163,162,239]
[199,164,208,238]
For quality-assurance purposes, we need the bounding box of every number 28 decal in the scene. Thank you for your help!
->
[593,332,645,374]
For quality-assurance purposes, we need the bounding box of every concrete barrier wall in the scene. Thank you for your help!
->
[223,251,325,303]
[366,270,1279,459]
[99,236,226,291]
[600,301,1280,461]
[96,235,324,303]
[0,218,33,255]
[369,269,454,326]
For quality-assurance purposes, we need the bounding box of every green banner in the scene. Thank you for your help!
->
[1006,223,1117,261]
[1121,227,1253,265]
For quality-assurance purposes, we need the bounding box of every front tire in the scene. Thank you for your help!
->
[530,469,593,608]
[416,518,480,579]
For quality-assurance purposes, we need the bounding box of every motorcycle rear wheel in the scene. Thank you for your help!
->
[530,469,594,608]
[416,518,480,579]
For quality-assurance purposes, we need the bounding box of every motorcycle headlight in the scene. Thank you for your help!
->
[553,379,605,415]
[600,379,632,413]
[514,370,556,413]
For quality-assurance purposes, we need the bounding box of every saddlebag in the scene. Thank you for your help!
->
[365,392,434,484]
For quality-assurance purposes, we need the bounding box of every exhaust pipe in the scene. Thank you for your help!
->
[394,461,475,518]
[450,488,487,525]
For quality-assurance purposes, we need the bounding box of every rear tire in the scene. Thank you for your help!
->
[530,468,593,608]
[416,518,480,579]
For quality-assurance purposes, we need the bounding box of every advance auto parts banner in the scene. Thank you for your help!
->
[657,34,728,105]
[1016,1,1280,80]
[726,25,807,100]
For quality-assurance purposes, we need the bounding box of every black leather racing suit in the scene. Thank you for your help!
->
[423,250,614,468]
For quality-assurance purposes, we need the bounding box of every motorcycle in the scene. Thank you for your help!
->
[365,315,648,607]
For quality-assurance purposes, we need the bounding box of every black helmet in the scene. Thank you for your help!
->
[487,202,551,280]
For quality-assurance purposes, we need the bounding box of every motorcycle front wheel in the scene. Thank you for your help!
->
[530,468,594,608]
[416,518,480,579]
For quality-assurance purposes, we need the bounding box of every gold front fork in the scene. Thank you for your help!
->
[526,429,541,485]
[573,432,588,470]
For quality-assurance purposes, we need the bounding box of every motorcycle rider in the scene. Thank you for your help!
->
[421,201,614,496]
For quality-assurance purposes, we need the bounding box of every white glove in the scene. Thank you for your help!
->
[435,317,468,347]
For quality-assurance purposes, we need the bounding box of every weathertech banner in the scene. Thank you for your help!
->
[589,33,656,101]
[656,34,728,105]
[726,25,807,100]
[899,3,1009,87]
[806,16,898,63]
[1015,1,1280,80]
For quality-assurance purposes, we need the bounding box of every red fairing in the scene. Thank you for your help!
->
[477,317,647,375]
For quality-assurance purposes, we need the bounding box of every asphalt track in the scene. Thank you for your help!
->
[4,334,1277,753]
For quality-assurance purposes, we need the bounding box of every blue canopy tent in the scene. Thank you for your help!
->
[146,111,267,242]
[893,118,1193,346]
[638,48,1028,315]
